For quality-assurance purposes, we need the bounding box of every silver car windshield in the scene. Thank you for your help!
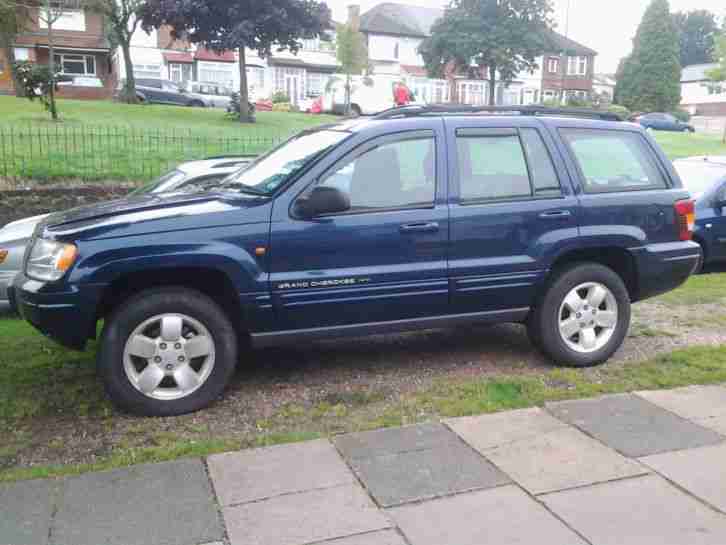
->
[130,170,187,196]
[674,161,726,197]
[220,129,349,195]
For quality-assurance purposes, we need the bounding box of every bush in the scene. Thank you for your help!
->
[671,109,691,122]
[271,91,290,104]
[272,102,291,112]
[602,104,631,121]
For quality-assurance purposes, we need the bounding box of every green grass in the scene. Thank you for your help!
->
[653,131,726,159]
[654,272,726,306]
[0,96,336,182]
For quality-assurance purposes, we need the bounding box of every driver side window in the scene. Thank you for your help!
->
[317,135,436,212]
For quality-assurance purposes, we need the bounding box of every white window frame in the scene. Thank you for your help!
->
[133,64,161,78]
[53,53,96,76]
[39,8,85,31]
[547,57,559,73]
[567,56,588,76]
[197,61,235,87]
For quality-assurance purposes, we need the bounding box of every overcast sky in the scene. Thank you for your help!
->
[326,0,726,74]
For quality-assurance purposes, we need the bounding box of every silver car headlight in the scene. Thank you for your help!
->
[25,238,78,282]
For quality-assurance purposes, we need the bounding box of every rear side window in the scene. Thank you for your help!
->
[560,129,667,193]
[455,128,561,202]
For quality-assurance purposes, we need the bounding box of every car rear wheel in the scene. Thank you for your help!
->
[98,287,237,416]
[528,263,630,367]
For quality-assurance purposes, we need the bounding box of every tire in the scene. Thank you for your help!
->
[98,287,237,416]
[527,263,630,367]
[694,240,707,273]
[189,100,205,108]
[350,104,362,117]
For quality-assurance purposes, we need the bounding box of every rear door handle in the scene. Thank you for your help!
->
[539,210,572,219]
[400,221,440,234]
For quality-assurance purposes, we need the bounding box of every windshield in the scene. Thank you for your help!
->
[674,161,726,197]
[220,129,349,195]
[130,170,188,196]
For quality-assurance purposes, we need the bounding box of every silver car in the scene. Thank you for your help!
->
[185,82,234,109]
[0,156,255,308]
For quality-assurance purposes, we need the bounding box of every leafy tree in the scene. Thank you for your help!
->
[673,10,719,67]
[616,0,681,113]
[707,33,726,142]
[86,0,144,103]
[335,22,367,115]
[0,0,31,96]
[420,0,554,106]
[141,0,331,123]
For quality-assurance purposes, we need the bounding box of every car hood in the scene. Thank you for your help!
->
[0,213,50,244]
[42,191,271,240]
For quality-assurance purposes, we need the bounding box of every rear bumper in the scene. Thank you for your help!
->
[12,274,103,350]
[631,241,701,302]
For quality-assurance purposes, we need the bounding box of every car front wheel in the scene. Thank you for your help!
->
[98,287,237,416]
[528,263,630,367]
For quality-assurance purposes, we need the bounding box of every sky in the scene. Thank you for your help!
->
[326,0,726,74]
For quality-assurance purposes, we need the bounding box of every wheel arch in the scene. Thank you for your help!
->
[547,246,639,302]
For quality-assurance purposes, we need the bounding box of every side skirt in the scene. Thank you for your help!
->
[250,307,530,347]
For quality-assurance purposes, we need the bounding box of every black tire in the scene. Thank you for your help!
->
[98,287,237,416]
[189,100,205,108]
[527,263,631,367]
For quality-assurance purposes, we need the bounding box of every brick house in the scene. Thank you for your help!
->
[680,63,726,116]
[539,33,597,103]
[0,6,114,99]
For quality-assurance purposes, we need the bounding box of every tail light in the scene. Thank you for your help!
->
[674,199,695,241]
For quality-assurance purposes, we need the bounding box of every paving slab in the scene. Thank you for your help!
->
[223,484,390,545]
[334,423,459,460]
[636,385,726,421]
[310,530,407,545]
[52,459,223,545]
[640,442,726,513]
[389,485,586,545]
[0,478,56,545]
[542,474,726,545]
[547,393,723,457]
[208,439,354,506]
[450,408,646,494]
[348,440,509,507]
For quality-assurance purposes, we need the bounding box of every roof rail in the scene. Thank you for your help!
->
[372,104,623,122]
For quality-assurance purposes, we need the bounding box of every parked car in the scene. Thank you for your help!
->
[132,78,209,107]
[326,77,396,116]
[0,156,255,309]
[635,113,695,133]
[11,106,700,416]
[184,82,234,109]
[673,156,726,271]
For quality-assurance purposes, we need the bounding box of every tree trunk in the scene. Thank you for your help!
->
[344,72,351,115]
[1,43,24,97]
[46,10,58,121]
[237,46,252,123]
[487,65,497,106]
[120,39,137,103]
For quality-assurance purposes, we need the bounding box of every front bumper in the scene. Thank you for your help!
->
[12,273,103,350]
[631,240,701,302]
[0,270,18,303]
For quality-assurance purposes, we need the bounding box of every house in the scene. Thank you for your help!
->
[119,24,339,106]
[681,63,726,116]
[592,73,616,104]
[355,2,597,106]
[0,5,114,99]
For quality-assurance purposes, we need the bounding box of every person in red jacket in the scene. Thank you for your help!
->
[394,82,410,107]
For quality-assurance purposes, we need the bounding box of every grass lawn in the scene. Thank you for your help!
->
[2,272,726,482]
[0,96,337,182]
[653,131,726,159]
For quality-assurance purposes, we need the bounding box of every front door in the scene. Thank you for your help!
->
[268,124,450,330]
[285,75,300,105]
[446,121,581,313]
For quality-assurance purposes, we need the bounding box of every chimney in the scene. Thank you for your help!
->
[348,5,361,31]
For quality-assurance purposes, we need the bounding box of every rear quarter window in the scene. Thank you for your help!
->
[560,129,668,194]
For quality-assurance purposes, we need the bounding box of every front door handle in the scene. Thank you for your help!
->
[400,221,440,234]
[539,210,572,219]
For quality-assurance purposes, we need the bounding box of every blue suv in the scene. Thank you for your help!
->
[11,106,701,416]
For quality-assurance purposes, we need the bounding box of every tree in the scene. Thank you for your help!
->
[616,0,681,113]
[141,0,331,123]
[335,22,367,115]
[86,0,144,103]
[707,33,726,142]
[0,0,31,96]
[673,9,719,67]
[420,0,554,106]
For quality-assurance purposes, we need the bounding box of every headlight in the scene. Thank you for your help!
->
[25,239,78,281]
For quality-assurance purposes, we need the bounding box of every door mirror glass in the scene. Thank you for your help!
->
[297,186,350,217]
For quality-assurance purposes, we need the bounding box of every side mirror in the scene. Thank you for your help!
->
[296,186,350,218]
